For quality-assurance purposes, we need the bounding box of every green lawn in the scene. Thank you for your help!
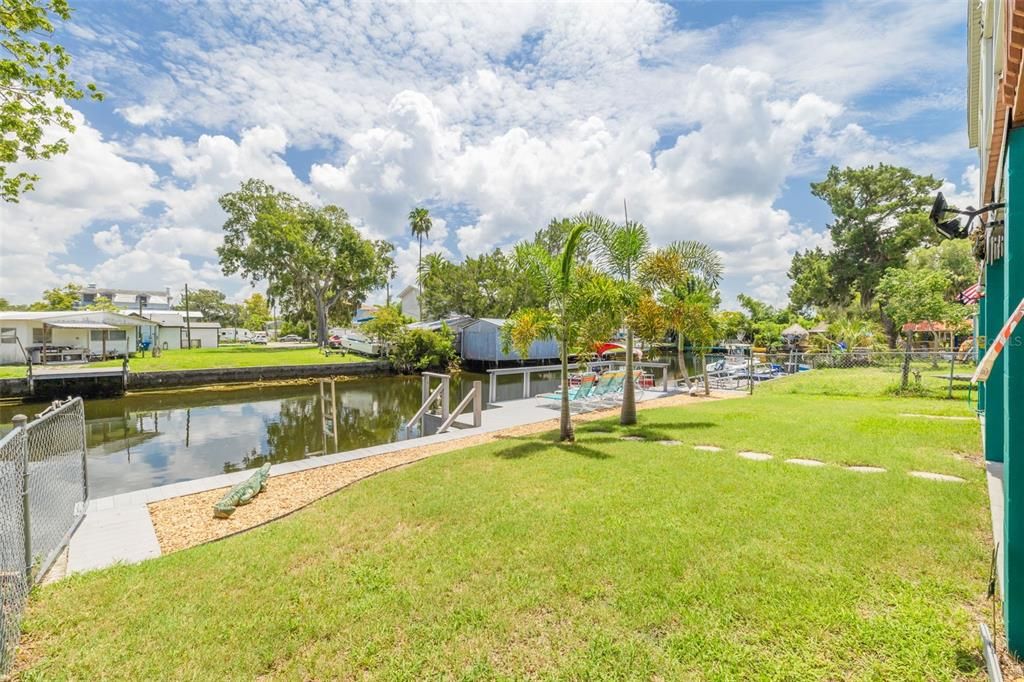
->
[19,369,988,679]
[0,365,26,379]
[87,345,367,372]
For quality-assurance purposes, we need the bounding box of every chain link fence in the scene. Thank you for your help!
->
[695,349,975,398]
[0,397,88,675]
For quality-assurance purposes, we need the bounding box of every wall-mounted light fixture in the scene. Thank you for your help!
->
[930,191,1004,239]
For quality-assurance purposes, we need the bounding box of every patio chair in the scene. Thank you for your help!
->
[539,373,597,402]
[576,370,623,410]
[589,369,643,408]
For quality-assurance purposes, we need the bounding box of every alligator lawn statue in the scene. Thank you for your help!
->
[213,463,271,518]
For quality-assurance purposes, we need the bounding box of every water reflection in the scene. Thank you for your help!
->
[0,356,698,498]
[0,373,495,497]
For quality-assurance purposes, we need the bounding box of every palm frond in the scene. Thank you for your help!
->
[559,217,596,293]
[591,218,650,279]
[667,240,723,288]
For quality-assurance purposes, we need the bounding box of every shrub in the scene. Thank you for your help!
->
[884,381,930,398]
[389,325,456,373]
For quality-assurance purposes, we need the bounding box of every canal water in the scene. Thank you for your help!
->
[0,355,698,498]
[0,372,563,497]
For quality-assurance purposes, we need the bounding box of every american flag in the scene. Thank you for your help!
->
[958,283,983,305]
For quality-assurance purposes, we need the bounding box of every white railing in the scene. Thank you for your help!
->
[438,380,482,432]
[586,360,671,393]
[486,360,672,404]
[406,373,483,434]
[407,372,450,427]
[486,364,563,403]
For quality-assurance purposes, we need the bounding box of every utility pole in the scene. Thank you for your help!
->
[184,284,192,349]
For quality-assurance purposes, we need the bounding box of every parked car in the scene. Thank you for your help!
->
[250,332,269,344]
[279,334,302,343]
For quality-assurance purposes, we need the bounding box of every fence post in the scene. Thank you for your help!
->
[13,414,30,584]
[748,353,754,395]
[441,376,450,422]
[948,354,956,400]
[472,381,482,427]
[523,371,531,399]
[488,373,497,405]
[703,358,710,397]
[79,400,89,502]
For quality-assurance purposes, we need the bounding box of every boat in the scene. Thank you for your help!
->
[333,330,381,356]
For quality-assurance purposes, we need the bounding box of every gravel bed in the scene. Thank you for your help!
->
[149,392,735,554]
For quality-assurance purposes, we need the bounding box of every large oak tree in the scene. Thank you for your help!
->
[217,179,390,345]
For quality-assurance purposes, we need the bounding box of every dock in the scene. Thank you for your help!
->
[30,366,128,399]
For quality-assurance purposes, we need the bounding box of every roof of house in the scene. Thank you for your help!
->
[406,315,475,332]
[781,323,809,338]
[902,321,955,333]
[397,285,419,298]
[81,286,169,297]
[134,310,202,320]
[0,310,145,326]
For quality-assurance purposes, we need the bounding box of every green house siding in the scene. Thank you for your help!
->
[1006,128,1024,654]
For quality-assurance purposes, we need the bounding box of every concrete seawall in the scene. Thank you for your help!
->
[0,378,30,399]
[0,361,392,400]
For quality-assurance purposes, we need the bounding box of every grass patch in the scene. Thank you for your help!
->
[19,369,987,679]
[0,365,26,379]
[85,345,366,372]
[765,365,975,403]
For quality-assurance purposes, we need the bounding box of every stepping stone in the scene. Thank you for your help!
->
[785,458,825,467]
[693,445,722,452]
[847,465,886,474]
[909,471,966,483]
[620,436,645,442]
[737,451,772,461]
[657,440,681,446]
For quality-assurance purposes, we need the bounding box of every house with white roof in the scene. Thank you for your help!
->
[397,285,420,321]
[132,310,220,350]
[0,311,151,365]
[76,285,173,311]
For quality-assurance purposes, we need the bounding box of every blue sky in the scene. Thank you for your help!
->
[0,0,977,308]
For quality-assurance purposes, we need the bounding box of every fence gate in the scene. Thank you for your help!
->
[0,397,88,675]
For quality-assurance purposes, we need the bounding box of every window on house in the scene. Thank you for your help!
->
[0,328,16,344]
[90,329,127,342]
[32,327,52,344]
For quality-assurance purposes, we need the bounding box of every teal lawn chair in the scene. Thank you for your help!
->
[582,370,624,408]
[539,373,597,402]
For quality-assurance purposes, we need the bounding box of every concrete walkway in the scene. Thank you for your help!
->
[66,390,691,575]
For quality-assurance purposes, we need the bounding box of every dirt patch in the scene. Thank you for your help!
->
[149,392,740,554]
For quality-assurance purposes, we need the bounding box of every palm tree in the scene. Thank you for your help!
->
[408,207,432,320]
[502,214,609,441]
[639,241,724,391]
[419,252,448,319]
[590,216,650,425]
